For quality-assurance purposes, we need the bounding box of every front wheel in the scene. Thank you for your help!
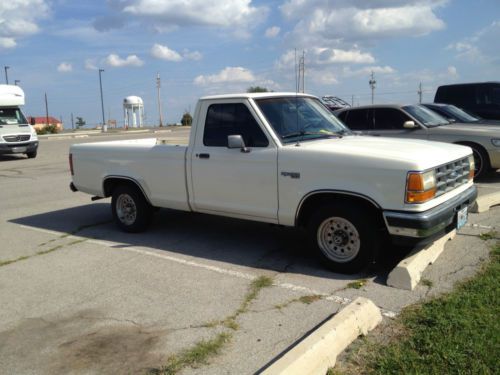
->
[470,145,490,179]
[308,203,379,274]
[111,185,153,233]
[26,151,37,159]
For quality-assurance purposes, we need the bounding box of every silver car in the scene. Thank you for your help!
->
[335,104,500,178]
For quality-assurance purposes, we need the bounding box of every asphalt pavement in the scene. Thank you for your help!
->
[0,130,498,374]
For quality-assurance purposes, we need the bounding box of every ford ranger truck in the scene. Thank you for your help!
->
[69,93,477,274]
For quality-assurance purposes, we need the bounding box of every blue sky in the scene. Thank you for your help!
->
[1,0,499,127]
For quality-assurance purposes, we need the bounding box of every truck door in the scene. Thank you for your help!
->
[190,101,279,222]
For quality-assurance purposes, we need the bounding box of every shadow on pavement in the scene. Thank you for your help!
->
[10,202,409,285]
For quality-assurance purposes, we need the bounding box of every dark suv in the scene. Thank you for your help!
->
[434,82,500,120]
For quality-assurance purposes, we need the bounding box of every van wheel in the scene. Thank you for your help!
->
[111,185,153,233]
[26,151,37,159]
[308,203,379,274]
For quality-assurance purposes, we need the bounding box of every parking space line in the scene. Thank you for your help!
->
[18,225,397,317]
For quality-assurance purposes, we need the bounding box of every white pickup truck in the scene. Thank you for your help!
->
[69,93,477,273]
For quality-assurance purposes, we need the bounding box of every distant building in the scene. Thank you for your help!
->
[27,116,63,131]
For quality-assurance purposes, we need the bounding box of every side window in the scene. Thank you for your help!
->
[373,108,410,130]
[203,103,269,147]
[336,111,348,122]
[343,109,370,130]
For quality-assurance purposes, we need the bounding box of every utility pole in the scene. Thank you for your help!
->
[351,95,354,107]
[14,80,20,86]
[157,73,163,127]
[418,82,423,104]
[44,93,49,128]
[71,112,74,130]
[98,69,106,132]
[4,66,9,84]
[369,71,377,105]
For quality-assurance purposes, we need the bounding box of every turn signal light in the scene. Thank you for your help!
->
[468,155,475,180]
[406,171,436,204]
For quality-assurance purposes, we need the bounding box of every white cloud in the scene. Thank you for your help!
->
[194,67,255,86]
[116,0,268,35]
[85,59,98,70]
[342,65,396,78]
[312,48,375,64]
[265,26,280,38]
[0,0,50,49]
[0,37,16,49]
[151,44,182,62]
[281,0,446,47]
[57,62,73,73]
[447,21,500,64]
[105,54,144,67]
[183,50,203,61]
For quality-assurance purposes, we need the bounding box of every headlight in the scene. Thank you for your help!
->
[492,139,500,147]
[406,170,437,204]
[31,128,38,140]
[468,155,475,180]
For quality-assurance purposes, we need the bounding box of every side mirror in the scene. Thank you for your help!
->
[403,120,418,129]
[227,135,250,153]
[448,118,456,123]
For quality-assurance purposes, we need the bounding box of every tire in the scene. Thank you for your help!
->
[111,184,153,233]
[26,151,37,159]
[308,202,379,274]
[469,144,490,179]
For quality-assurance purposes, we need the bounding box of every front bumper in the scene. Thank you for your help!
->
[383,185,477,240]
[0,141,38,155]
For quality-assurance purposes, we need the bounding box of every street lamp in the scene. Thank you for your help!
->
[98,69,106,132]
[4,66,9,84]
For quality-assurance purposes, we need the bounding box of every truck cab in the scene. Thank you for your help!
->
[0,85,38,158]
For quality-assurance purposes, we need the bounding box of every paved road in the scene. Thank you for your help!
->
[0,131,498,374]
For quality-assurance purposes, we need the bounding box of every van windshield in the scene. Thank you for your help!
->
[0,107,27,125]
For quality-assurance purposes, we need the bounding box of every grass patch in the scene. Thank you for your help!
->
[346,279,367,289]
[150,332,232,375]
[420,278,433,288]
[0,239,87,267]
[479,231,498,241]
[334,242,500,374]
[275,294,323,310]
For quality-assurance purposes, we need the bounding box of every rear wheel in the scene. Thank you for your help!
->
[111,185,153,232]
[308,202,379,274]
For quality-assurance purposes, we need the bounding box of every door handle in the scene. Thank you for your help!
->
[196,153,210,159]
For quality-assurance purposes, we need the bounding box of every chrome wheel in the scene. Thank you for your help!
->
[472,148,483,177]
[116,193,137,225]
[317,217,361,263]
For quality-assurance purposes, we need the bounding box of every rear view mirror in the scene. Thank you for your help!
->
[403,120,417,129]
[227,135,250,153]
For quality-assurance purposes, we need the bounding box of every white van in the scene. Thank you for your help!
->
[0,85,38,158]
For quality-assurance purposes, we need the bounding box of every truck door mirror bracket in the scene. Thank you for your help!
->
[227,135,250,153]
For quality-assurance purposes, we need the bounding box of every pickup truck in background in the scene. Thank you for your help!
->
[69,93,477,273]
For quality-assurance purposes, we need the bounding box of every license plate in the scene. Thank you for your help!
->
[12,147,27,153]
[457,206,468,230]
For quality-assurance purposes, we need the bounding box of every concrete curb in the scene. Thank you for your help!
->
[39,134,89,140]
[261,297,382,375]
[470,190,500,213]
[387,230,456,290]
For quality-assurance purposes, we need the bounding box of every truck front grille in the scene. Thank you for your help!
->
[435,157,470,197]
[3,135,30,142]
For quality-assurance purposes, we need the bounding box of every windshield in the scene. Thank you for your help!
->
[255,97,351,143]
[0,107,28,125]
[441,105,481,122]
[403,105,449,127]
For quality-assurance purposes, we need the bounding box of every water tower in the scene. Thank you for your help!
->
[123,96,144,128]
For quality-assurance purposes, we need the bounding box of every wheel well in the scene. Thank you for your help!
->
[296,192,383,228]
[103,177,148,201]
[455,141,490,163]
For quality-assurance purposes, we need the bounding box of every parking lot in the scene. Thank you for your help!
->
[1,129,499,374]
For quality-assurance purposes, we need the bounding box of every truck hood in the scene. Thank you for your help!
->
[295,135,471,170]
[0,124,31,136]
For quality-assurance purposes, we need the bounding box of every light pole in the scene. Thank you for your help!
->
[4,66,9,84]
[98,69,106,132]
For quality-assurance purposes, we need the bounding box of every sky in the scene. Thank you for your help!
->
[1,0,499,127]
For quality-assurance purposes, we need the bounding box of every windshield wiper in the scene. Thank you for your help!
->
[281,131,342,140]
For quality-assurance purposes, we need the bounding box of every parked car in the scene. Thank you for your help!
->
[422,103,500,126]
[335,104,500,178]
[321,96,351,112]
[434,82,500,120]
[70,92,477,274]
[0,85,38,158]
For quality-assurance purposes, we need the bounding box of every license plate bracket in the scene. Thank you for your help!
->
[456,206,468,230]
